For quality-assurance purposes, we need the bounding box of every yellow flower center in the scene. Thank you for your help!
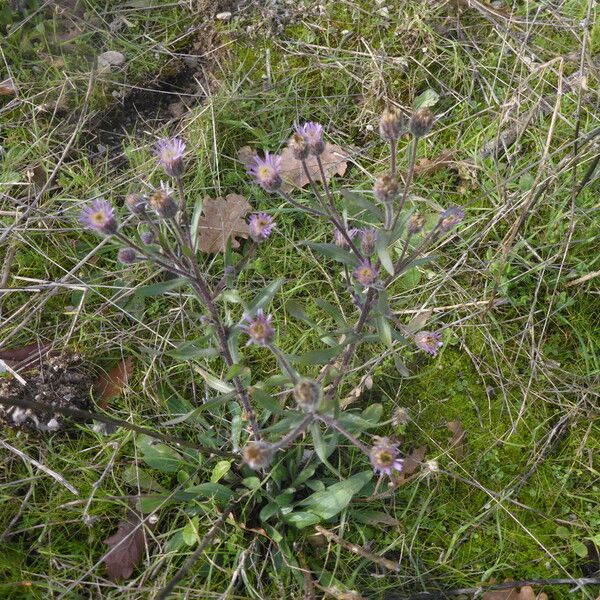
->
[258,166,272,179]
[91,212,106,224]
[376,450,393,466]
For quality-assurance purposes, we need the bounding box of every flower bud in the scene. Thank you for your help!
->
[293,378,322,412]
[358,228,378,255]
[125,193,146,215]
[295,122,325,156]
[373,174,398,204]
[288,132,310,161]
[407,213,425,234]
[379,106,405,141]
[117,247,137,264]
[409,108,434,138]
[140,231,155,245]
[148,186,178,219]
[242,441,273,470]
[439,206,464,231]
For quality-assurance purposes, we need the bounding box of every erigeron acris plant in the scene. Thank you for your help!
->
[78,105,464,542]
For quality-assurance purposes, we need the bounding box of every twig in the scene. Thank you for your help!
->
[0,439,79,496]
[315,525,400,572]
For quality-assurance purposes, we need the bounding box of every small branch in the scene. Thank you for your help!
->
[316,413,370,455]
[315,525,399,572]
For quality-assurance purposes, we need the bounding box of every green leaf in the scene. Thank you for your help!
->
[137,435,185,473]
[414,88,439,108]
[314,299,346,326]
[288,345,345,366]
[376,233,395,276]
[180,482,235,505]
[246,277,286,314]
[299,471,372,520]
[572,540,588,558]
[305,242,359,266]
[182,516,199,546]
[194,365,234,394]
[166,341,219,360]
[260,502,280,522]
[394,355,410,377]
[190,196,204,250]
[376,315,393,348]
[340,189,383,221]
[210,460,232,483]
[284,511,322,529]
[134,277,186,298]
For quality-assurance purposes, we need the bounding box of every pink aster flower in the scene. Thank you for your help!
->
[353,259,379,287]
[248,152,282,193]
[78,198,117,235]
[414,330,443,356]
[248,212,276,242]
[242,309,275,346]
[295,122,325,156]
[370,438,404,476]
[156,137,186,177]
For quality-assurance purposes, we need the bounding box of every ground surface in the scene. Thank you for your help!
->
[0,0,599,599]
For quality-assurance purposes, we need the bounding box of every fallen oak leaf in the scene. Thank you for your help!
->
[197,194,251,253]
[279,144,349,192]
[103,511,145,581]
[447,420,466,459]
[0,343,52,368]
[94,356,134,410]
[402,445,427,475]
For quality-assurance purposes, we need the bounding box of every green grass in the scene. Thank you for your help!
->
[1,0,599,598]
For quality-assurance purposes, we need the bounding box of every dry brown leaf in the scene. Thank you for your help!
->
[447,420,466,459]
[0,343,51,367]
[482,585,548,600]
[0,78,17,96]
[412,150,455,179]
[402,445,427,475]
[94,356,134,409]
[280,144,349,192]
[197,194,250,253]
[103,513,145,581]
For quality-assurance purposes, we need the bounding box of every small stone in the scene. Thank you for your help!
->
[216,11,232,20]
[98,51,126,72]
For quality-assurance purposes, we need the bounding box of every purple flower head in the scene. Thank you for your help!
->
[295,122,325,156]
[353,259,379,288]
[414,330,443,356]
[439,206,465,231]
[242,309,275,346]
[248,152,283,193]
[248,212,276,242]
[370,438,404,476]
[333,226,358,249]
[117,247,137,264]
[156,137,186,177]
[359,227,378,255]
[79,198,118,235]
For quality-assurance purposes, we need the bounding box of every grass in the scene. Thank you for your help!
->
[0,0,599,598]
